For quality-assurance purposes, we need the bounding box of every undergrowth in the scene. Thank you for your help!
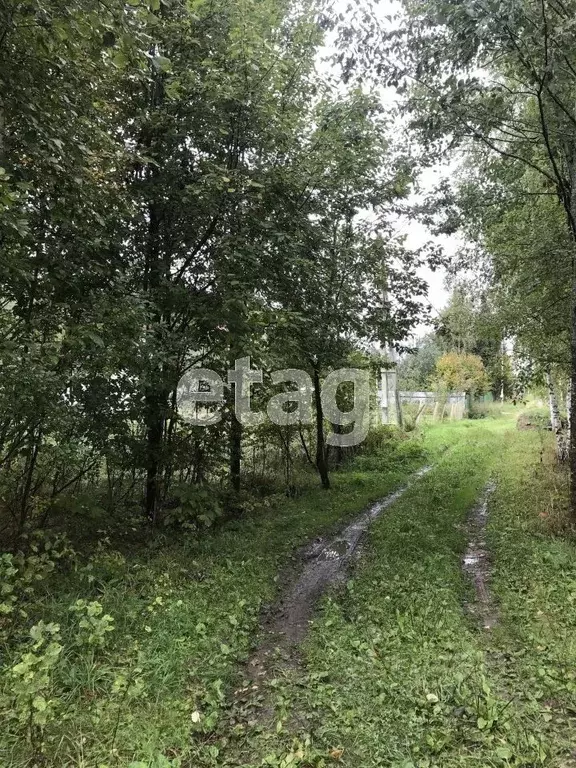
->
[8,415,573,768]
[0,425,456,768]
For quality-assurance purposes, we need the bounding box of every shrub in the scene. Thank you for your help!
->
[351,439,426,473]
[163,485,224,530]
[517,409,552,430]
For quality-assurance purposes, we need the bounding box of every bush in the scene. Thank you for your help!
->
[517,409,552,431]
[468,404,488,419]
[351,438,426,473]
[359,425,402,455]
[163,485,224,530]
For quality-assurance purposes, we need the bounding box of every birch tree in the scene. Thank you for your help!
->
[383,0,576,515]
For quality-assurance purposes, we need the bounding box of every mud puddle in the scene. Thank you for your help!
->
[236,465,433,702]
[462,481,498,630]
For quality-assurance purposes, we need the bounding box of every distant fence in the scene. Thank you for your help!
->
[399,391,468,421]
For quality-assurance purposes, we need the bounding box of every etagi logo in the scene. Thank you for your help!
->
[177,357,371,448]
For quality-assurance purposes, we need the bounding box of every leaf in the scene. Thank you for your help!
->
[33,695,47,711]
[477,716,488,730]
[152,55,172,73]
[191,710,201,723]
[85,331,105,348]
[112,51,128,69]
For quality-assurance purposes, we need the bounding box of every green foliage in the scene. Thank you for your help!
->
[0,429,435,766]
[517,408,552,430]
[456,160,572,384]
[435,286,480,355]
[352,438,426,473]
[387,0,576,400]
[68,599,115,648]
[435,352,490,396]
[358,424,404,455]
[0,0,433,534]
[0,533,75,640]
[398,335,443,391]
[7,621,63,736]
[164,486,224,530]
[6,413,576,767]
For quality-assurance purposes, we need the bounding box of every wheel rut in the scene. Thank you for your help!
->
[232,466,433,715]
[462,480,498,630]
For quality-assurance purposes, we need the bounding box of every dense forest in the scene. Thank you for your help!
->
[3,0,576,766]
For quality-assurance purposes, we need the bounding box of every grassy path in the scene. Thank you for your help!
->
[214,417,576,768]
[215,419,511,766]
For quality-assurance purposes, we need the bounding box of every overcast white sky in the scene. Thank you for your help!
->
[401,167,460,337]
[324,0,461,339]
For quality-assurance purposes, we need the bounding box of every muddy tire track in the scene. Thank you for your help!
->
[462,481,498,630]
[233,466,433,715]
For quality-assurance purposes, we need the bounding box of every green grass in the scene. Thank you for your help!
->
[216,419,515,767]
[0,425,462,768]
[213,414,576,768]
[8,411,576,768]
[486,428,576,766]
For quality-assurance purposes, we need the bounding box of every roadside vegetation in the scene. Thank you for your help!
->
[5,0,576,766]
[6,411,576,768]
[214,414,576,768]
[0,426,435,767]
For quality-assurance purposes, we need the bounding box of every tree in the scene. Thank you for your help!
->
[453,152,571,454]
[0,0,439,538]
[116,0,332,516]
[397,334,442,391]
[387,0,576,514]
[0,0,143,534]
[264,91,431,488]
[435,352,489,397]
[435,287,479,355]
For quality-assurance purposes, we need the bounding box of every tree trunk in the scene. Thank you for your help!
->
[229,410,242,493]
[141,46,167,523]
[331,422,344,466]
[144,386,166,523]
[546,369,568,463]
[298,425,315,468]
[568,175,576,518]
[17,428,41,538]
[313,367,330,490]
[395,389,404,430]
[143,205,164,523]
[0,93,4,166]
[414,401,427,426]
[570,286,576,514]
[162,385,179,503]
